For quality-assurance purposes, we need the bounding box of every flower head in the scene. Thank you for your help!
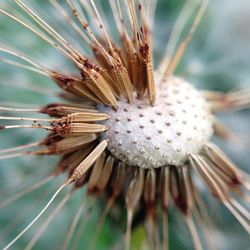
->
[0,1,250,250]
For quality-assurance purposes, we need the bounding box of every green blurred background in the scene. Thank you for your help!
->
[0,0,250,249]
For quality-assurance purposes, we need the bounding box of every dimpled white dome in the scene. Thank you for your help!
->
[99,76,214,168]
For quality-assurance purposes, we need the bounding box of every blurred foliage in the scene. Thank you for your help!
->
[0,0,250,250]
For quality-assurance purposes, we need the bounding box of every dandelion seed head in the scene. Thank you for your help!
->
[100,76,213,168]
[1,0,250,249]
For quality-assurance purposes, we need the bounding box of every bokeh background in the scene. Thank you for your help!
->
[0,0,250,249]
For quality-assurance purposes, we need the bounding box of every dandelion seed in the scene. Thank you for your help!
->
[0,0,250,250]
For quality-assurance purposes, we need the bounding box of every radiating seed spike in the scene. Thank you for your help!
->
[135,59,147,97]
[146,59,156,105]
[88,197,114,250]
[144,169,156,210]
[41,104,97,117]
[163,0,209,79]
[98,68,121,97]
[230,199,250,221]
[61,112,109,123]
[71,196,98,250]
[67,140,108,183]
[213,119,239,142]
[0,124,52,131]
[185,216,203,250]
[73,170,90,189]
[223,201,250,234]
[51,123,105,135]
[14,0,83,63]
[162,210,169,250]
[0,106,40,113]
[0,152,31,160]
[96,155,114,192]
[193,192,215,250]
[109,0,126,37]
[125,168,144,250]
[0,188,54,242]
[127,0,141,48]
[203,89,250,112]
[92,44,113,70]
[3,183,68,250]
[0,46,48,74]
[120,34,138,84]
[51,73,102,104]
[66,0,113,66]
[181,165,194,214]
[169,167,182,207]
[174,166,190,214]
[188,154,225,200]
[0,116,56,122]
[0,9,76,64]
[24,192,72,250]
[144,170,158,250]
[87,152,106,193]
[125,209,133,250]
[109,62,134,103]
[0,57,48,77]
[158,0,196,74]
[126,168,144,210]
[66,123,106,133]
[35,134,97,155]
[0,141,41,155]
[204,158,240,190]
[61,196,87,250]
[199,156,238,199]
[193,155,231,201]
[145,213,158,250]
[86,68,118,106]
[160,167,170,210]
[110,161,126,197]
[89,0,115,54]
[49,0,91,45]
[203,143,243,184]
[67,0,133,104]
[55,146,94,175]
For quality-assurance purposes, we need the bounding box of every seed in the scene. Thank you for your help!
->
[0,1,249,250]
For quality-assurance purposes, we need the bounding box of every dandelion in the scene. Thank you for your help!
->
[0,0,249,250]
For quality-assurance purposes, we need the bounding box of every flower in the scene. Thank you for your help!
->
[0,1,249,250]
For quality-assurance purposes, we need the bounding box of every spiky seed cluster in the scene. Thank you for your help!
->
[100,76,213,168]
[0,0,250,250]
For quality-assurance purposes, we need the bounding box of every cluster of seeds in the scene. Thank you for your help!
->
[0,0,249,250]
[101,76,213,168]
